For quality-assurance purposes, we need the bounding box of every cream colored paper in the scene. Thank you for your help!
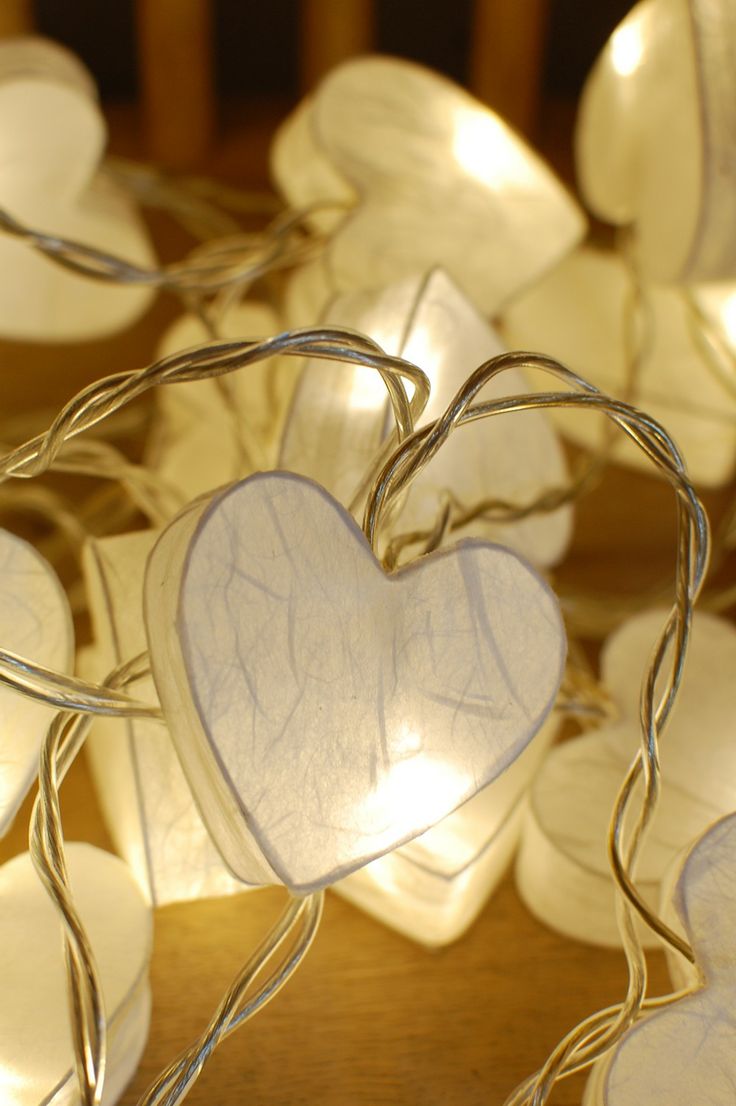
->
[0,36,154,339]
[151,302,296,504]
[145,471,566,893]
[83,530,243,905]
[502,246,736,486]
[576,0,736,281]
[516,610,736,946]
[0,844,151,1106]
[272,55,585,323]
[281,269,573,566]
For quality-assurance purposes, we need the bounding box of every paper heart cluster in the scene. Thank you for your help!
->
[0,528,73,836]
[271,55,584,324]
[281,268,573,567]
[516,609,736,946]
[502,246,736,486]
[584,812,736,1105]
[145,471,566,893]
[0,36,154,339]
[0,844,151,1106]
[577,0,736,282]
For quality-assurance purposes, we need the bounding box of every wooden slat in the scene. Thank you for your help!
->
[469,0,549,137]
[135,0,216,169]
[0,0,34,37]
[300,0,374,91]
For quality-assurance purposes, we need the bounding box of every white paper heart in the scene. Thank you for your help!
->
[150,302,296,504]
[516,609,736,947]
[144,471,566,893]
[584,812,736,1106]
[272,55,585,324]
[83,528,244,906]
[576,0,736,281]
[281,268,573,566]
[0,843,151,1106]
[0,36,154,339]
[0,528,73,836]
[501,246,736,487]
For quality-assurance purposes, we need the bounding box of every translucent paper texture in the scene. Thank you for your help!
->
[144,471,566,893]
[502,247,736,486]
[272,55,585,323]
[281,268,573,566]
[584,813,736,1106]
[0,844,151,1106]
[0,36,154,339]
[0,529,73,835]
[83,530,243,905]
[335,711,559,946]
[151,303,296,503]
[576,0,736,281]
[516,610,736,947]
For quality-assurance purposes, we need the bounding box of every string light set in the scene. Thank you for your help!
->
[0,2,734,1104]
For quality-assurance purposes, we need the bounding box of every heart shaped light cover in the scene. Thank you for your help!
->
[516,609,736,947]
[0,528,73,836]
[0,843,151,1106]
[576,0,736,282]
[281,268,573,566]
[272,55,585,323]
[0,36,155,339]
[502,246,736,487]
[144,471,566,893]
[584,813,736,1106]
[83,528,244,906]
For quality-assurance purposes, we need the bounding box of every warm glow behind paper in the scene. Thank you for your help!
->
[145,472,566,893]
[0,36,155,339]
[336,710,559,946]
[585,813,736,1105]
[83,530,244,906]
[151,303,297,503]
[272,55,585,324]
[281,268,573,566]
[0,845,151,1106]
[576,0,736,282]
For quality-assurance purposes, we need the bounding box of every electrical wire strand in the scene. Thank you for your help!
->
[0,330,708,1106]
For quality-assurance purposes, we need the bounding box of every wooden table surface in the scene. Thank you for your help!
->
[0,750,672,1106]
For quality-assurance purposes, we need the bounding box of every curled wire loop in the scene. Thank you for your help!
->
[0,327,429,483]
[0,330,709,1106]
[375,352,711,1106]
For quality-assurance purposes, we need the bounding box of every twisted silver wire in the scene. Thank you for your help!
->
[0,329,708,1106]
[0,201,329,296]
